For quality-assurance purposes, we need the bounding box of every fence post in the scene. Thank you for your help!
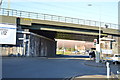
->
[65,17,66,23]
[78,19,79,24]
[36,13,38,19]
[20,11,22,17]
[51,15,53,21]
[44,14,46,20]
[28,12,30,18]
[7,9,9,16]
[58,16,60,22]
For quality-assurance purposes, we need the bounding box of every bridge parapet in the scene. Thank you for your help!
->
[0,8,118,29]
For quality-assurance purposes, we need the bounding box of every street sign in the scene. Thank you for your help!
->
[102,49,112,54]
[0,23,16,44]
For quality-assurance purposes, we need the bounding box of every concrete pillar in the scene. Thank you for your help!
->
[26,35,30,56]
[29,32,56,57]
[23,33,26,56]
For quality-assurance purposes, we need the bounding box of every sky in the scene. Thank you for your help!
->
[1,0,119,24]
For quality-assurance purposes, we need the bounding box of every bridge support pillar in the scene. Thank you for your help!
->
[27,32,56,57]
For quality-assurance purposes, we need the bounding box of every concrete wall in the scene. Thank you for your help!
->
[29,33,56,57]
[0,31,56,57]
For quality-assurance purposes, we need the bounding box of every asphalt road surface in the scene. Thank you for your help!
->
[2,57,117,78]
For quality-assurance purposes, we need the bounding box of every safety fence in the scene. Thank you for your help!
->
[0,8,118,29]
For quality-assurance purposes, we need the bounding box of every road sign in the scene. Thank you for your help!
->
[0,23,16,44]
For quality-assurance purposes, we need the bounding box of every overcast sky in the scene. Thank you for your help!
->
[1,0,119,24]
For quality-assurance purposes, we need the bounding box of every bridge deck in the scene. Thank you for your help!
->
[0,8,118,29]
[0,8,119,36]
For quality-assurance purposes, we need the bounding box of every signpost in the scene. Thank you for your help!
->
[0,23,16,45]
[95,44,100,63]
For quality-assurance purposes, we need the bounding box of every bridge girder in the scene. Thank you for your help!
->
[0,15,119,42]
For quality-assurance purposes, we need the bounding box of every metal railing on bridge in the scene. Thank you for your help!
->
[0,8,118,29]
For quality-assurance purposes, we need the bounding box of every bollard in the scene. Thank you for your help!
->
[106,62,110,78]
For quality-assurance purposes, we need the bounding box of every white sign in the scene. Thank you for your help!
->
[96,44,100,52]
[0,23,16,44]
[102,49,112,54]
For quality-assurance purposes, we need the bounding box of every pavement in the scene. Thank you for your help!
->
[74,59,120,80]
[72,59,107,79]
[84,60,106,67]
[72,75,107,80]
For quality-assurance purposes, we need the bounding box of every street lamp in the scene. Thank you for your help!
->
[8,0,10,9]
[88,4,101,63]
[88,3,101,45]
[7,0,10,16]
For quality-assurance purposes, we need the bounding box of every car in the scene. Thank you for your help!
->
[72,51,79,54]
[111,54,120,64]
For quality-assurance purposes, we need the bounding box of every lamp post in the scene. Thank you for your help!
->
[8,0,10,9]
[88,4,101,43]
[7,0,10,16]
[88,4,101,63]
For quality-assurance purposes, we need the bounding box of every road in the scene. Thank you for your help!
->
[2,57,108,79]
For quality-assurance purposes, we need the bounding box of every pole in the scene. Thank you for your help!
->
[88,4,101,63]
[99,3,101,59]
[7,0,10,15]
[106,62,110,78]
[8,0,10,9]
[63,42,64,54]
[27,35,30,56]
[23,33,26,56]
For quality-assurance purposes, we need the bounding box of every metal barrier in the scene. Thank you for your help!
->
[0,8,118,29]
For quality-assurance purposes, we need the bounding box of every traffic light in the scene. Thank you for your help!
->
[94,39,97,45]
